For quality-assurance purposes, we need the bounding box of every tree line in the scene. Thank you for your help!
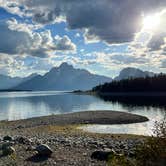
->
[92,74,166,93]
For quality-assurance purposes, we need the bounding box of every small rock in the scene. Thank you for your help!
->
[26,145,35,151]
[3,136,13,141]
[91,149,116,161]
[2,146,15,156]
[128,150,136,158]
[16,136,32,145]
[35,144,53,156]
[83,152,87,156]
[119,143,126,149]
[16,125,24,129]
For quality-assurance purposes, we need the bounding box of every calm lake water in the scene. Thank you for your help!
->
[0,91,165,135]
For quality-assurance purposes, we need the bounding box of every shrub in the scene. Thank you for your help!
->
[107,153,136,166]
[107,118,166,166]
[135,118,166,166]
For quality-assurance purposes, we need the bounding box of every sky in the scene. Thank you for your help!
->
[0,0,166,78]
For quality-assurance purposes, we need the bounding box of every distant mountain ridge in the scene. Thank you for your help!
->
[0,73,38,90]
[13,63,112,91]
[0,64,157,91]
[115,67,155,81]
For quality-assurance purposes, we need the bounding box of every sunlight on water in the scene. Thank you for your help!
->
[79,121,154,136]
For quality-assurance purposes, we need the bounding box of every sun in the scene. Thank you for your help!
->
[142,14,161,30]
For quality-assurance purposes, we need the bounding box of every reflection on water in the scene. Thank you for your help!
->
[0,91,165,135]
[81,95,166,135]
[80,122,152,136]
[98,95,166,109]
[0,91,105,120]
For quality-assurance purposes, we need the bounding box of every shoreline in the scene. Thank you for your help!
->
[73,90,166,97]
[0,110,148,129]
[0,111,148,166]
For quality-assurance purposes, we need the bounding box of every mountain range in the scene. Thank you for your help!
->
[115,67,155,81]
[0,63,156,91]
[12,63,112,91]
[0,73,37,90]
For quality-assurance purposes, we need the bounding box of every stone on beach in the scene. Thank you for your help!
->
[15,136,32,145]
[0,142,14,150]
[35,144,53,156]
[3,136,13,141]
[2,146,15,156]
[91,149,116,161]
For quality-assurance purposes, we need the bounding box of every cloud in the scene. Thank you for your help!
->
[147,12,166,52]
[161,61,166,68]
[147,33,165,51]
[129,9,166,59]
[110,54,148,65]
[1,1,166,76]
[75,33,80,38]
[0,19,76,58]
[54,35,76,51]
[0,54,24,75]
[1,0,166,44]
[0,0,25,17]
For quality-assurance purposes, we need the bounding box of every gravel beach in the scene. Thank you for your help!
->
[0,111,148,166]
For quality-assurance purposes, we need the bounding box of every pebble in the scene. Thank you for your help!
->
[15,136,32,145]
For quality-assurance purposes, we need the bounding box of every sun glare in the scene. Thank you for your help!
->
[143,14,161,30]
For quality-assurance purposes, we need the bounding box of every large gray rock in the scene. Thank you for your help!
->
[2,146,15,156]
[35,144,53,156]
[3,136,13,141]
[91,149,116,161]
[0,142,14,150]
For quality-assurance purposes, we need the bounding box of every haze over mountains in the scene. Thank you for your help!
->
[115,67,155,81]
[0,73,37,90]
[0,63,156,91]
[13,63,112,91]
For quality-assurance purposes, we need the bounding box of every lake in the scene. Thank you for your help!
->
[0,91,165,135]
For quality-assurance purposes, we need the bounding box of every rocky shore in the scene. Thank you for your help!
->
[0,111,148,166]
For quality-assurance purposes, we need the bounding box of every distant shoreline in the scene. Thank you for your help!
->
[97,92,166,97]
[2,90,166,97]
[0,89,32,92]
[73,90,166,97]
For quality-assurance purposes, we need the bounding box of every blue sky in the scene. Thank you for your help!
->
[0,1,166,78]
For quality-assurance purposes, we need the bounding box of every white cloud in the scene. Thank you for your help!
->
[54,35,76,52]
[0,19,76,58]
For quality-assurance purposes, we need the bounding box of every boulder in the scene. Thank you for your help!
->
[35,144,53,156]
[91,149,116,161]
[2,146,15,156]
[0,142,14,150]
[3,136,13,141]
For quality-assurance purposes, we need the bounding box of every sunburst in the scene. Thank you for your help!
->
[142,13,161,30]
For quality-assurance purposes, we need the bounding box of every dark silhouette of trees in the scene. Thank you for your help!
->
[92,74,166,93]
